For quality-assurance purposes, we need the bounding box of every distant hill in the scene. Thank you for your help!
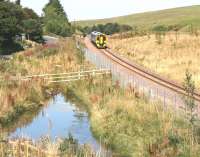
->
[77,5,200,30]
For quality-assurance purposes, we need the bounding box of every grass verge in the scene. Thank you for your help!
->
[62,75,200,157]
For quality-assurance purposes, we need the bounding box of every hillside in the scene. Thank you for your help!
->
[77,5,200,29]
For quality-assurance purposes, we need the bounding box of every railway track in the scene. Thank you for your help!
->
[102,48,200,102]
[83,37,200,105]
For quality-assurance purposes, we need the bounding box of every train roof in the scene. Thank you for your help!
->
[91,31,105,36]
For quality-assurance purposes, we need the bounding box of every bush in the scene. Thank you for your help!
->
[152,25,168,32]
[80,23,132,35]
[22,19,44,43]
[152,25,168,44]
[0,41,24,55]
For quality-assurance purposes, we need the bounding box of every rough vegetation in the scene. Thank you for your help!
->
[109,33,200,89]
[0,37,101,156]
[64,74,200,157]
[0,36,200,156]
[0,38,82,128]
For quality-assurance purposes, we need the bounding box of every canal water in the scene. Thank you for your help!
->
[9,94,104,152]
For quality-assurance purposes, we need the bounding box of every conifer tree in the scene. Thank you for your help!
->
[43,0,72,37]
[16,0,20,5]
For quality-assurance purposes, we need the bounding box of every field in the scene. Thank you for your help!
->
[77,5,200,30]
[109,33,200,89]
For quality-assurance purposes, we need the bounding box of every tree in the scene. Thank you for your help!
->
[22,8,44,43]
[43,0,73,37]
[152,25,168,44]
[22,19,43,43]
[0,1,24,54]
[183,70,197,125]
[0,1,43,54]
[120,25,133,32]
[16,0,21,5]
[23,8,39,19]
[104,23,120,35]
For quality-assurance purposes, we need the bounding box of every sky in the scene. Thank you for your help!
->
[20,0,200,21]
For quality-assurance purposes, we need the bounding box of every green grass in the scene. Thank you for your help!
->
[77,5,200,30]
[62,75,200,157]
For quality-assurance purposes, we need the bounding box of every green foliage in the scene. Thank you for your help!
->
[22,7,44,43]
[64,73,200,157]
[23,7,39,20]
[16,0,21,5]
[22,19,44,43]
[0,1,24,54]
[189,24,199,36]
[183,70,197,125]
[168,24,182,32]
[37,48,58,58]
[26,86,42,104]
[43,0,73,37]
[152,25,168,32]
[0,105,25,127]
[152,25,168,44]
[0,1,43,54]
[59,134,79,153]
[80,23,132,35]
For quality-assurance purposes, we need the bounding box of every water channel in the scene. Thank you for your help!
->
[8,94,108,153]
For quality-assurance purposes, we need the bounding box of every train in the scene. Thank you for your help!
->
[89,31,107,49]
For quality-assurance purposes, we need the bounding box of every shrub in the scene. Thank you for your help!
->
[80,23,132,35]
[152,25,168,44]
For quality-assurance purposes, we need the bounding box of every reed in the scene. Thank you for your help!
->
[0,135,98,157]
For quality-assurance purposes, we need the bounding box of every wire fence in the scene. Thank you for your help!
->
[76,41,200,117]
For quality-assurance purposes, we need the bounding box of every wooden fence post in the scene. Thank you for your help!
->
[1,142,3,157]
[16,140,20,157]
[26,142,29,157]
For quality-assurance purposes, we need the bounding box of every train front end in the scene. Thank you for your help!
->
[90,31,107,49]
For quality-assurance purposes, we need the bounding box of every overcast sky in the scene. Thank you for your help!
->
[21,0,200,21]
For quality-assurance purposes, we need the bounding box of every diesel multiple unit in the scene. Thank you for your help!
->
[90,31,107,49]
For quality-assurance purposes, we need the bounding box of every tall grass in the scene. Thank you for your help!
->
[1,35,200,156]
[109,33,200,89]
[0,135,97,157]
[63,74,200,157]
[0,38,87,128]
[0,37,100,156]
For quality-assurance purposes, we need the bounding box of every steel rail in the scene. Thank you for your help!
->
[100,48,200,102]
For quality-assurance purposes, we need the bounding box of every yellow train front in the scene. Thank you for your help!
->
[90,31,107,49]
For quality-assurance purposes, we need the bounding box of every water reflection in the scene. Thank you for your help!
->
[9,94,101,151]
